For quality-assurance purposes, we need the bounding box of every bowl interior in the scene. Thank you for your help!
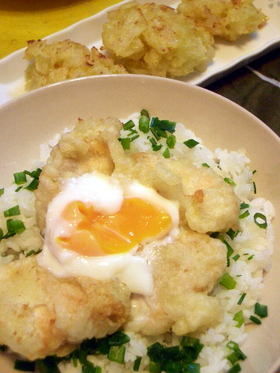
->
[0,75,279,373]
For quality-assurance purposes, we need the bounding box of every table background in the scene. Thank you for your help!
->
[0,0,279,137]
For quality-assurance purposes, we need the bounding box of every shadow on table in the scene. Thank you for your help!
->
[0,0,90,11]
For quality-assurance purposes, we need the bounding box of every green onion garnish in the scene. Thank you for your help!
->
[6,219,25,234]
[14,360,36,371]
[226,341,247,360]
[4,205,20,217]
[0,188,4,197]
[14,172,27,185]
[253,181,257,194]
[149,138,162,151]
[133,356,142,371]
[25,249,42,257]
[123,120,135,130]
[239,210,250,219]
[149,361,161,373]
[232,254,240,261]
[219,273,236,289]
[140,109,150,119]
[0,228,3,240]
[15,186,23,192]
[139,116,150,133]
[237,293,246,305]
[240,202,249,209]
[254,302,268,318]
[130,134,140,142]
[24,168,42,179]
[166,134,176,149]
[222,239,234,267]
[25,179,39,191]
[249,315,261,325]
[162,148,170,159]
[247,255,254,260]
[228,364,241,373]
[108,345,126,364]
[254,212,267,229]
[233,311,244,328]
[202,163,210,168]
[184,139,199,148]
[226,228,239,240]
[224,178,236,186]
[118,138,131,150]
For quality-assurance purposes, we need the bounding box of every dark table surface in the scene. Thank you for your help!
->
[206,47,280,138]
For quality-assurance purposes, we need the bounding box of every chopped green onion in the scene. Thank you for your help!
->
[139,116,150,133]
[123,120,135,130]
[14,172,27,185]
[4,205,20,217]
[14,360,36,371]
[0,228,3,240]
[0,188,4,197]
[107,331,130,346]
[150,117,176,133]
[247,254,254,261]
[25,249,42,257]
[25,179,39,191]
[184,139,199,148]
[253,181,257,194]
[233,311,244,328]
[184,363,200,373]
[254,213,267,229]
[239,210,250,219]
[249,315,261,325]
[162,148,170,159]
[226,228,239,240]
[226,341,247,360]
[149,138,162,151]
[228,364,241,373]
[237,293,246,305]
[133,357,142,371]
[201,163,210,168]
[118,138,131,150]
[166,134,176,149]
[130,134,140,142]
[81,361,96,373]
[24,168,42,179]
[219,273,236,289]
[140,109,150,119]
[232,254,240,261]
[15,186,23,192]
[254,302,268,318]
[224,178,236,186]
[240,202,249,209]
[149,361,161,373]
[222,239,234,266]
[253,169,257,174]
[36,357,61,373]
[108,345,126,364]
[6,219,25,234]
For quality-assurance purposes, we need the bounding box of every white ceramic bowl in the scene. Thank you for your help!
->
[0,75,279,373]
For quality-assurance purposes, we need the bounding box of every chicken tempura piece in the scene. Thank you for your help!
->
[35,117,122,231]
[178,0,267,41]
[112,151,239,233]
[126,228,226,335]
[0,257,130,360]
[24,40,127,90]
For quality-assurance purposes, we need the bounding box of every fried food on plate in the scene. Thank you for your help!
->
[178,0,267,41]
[102,1,214,77]
[35,117,122,231]
[24,40,127,90]
[127,228,226,335]
[113,151,239,233]
[0,257,130,360]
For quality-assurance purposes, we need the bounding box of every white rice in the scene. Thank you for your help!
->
[0,111,274,373]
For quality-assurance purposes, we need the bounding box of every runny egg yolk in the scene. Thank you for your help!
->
[57,198,172,256]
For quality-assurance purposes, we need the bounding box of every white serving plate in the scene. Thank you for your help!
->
[0,74,280,373]
[0,0,279,106]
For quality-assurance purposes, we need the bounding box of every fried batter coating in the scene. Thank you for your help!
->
[102,2,214,77]
[126,228,226,335]
[0,257,130,360]
[178,0,267,41]
[24,40,127,90]
[113,152,239,233]
[35,117,122,231]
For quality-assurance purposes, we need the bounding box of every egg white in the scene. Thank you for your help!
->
[38,172,179,295]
